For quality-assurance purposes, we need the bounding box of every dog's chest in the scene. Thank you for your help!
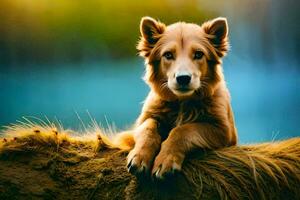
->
[157,99,210,135]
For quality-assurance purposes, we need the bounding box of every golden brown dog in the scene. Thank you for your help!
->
[125,16,238,179]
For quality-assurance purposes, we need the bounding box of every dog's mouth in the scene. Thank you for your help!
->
[175,87,192,92]
[167,81,199,97]
[172,87,195,96]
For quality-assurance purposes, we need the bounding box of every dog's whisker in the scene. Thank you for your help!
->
[160,81,168,90]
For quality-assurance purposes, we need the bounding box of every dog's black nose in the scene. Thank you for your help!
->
[176,75,191,86]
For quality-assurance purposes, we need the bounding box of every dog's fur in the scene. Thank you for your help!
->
[126,16,238,178]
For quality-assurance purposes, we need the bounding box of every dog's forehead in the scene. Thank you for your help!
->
[166,23,202,35]
[163,22,204,43]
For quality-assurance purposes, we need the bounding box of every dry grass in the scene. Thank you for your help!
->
[0,118,299,199]
[0,117,119,152]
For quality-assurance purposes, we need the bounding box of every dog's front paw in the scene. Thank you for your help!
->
[127,147,155,176]
[152,150,184,179]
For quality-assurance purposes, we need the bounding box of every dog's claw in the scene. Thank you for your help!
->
[140,165,146,173]
[128,163,138,174]
[127,157,149,176]
[152,165,162,179]
[126,160,132,169]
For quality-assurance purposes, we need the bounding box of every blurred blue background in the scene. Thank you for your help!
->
[0,0,299,143]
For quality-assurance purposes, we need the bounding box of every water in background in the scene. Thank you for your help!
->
[0,0,299,144]
[0,57,299,144]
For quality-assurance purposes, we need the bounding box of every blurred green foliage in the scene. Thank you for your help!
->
[0,0,216,63]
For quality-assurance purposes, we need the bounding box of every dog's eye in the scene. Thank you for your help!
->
[194,51,204,60]
[163,52,174,60]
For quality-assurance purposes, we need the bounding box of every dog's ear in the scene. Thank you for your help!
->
[202,17,229,57]
[137,17,166,57]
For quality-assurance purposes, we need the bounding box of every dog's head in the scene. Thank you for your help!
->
[137,17,229,100]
